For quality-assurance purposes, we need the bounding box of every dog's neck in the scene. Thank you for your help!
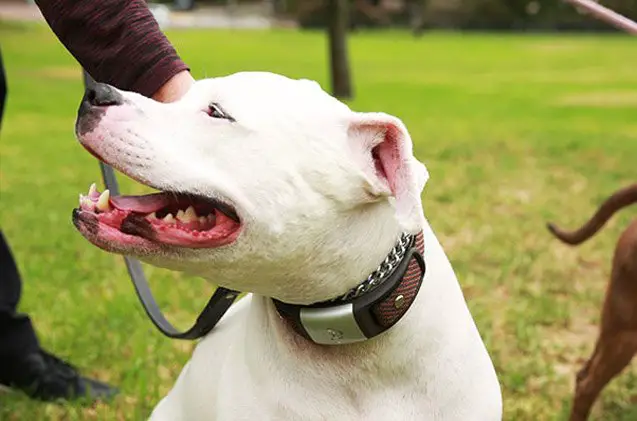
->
[271,231,425,345]
[241,228,435,385]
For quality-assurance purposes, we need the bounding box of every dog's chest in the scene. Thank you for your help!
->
[177,348,496,421]
[195,387,440,421]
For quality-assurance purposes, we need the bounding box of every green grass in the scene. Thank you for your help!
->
[1,21,636,420]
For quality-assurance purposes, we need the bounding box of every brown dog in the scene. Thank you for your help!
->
[548,183,637,421]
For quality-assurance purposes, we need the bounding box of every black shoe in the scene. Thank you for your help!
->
[0,349,119,402]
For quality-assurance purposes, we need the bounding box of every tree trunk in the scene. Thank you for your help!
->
[408,0,426,37]
[327,0,353,99]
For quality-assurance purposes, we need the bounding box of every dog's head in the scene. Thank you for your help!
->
[73,72,428,303]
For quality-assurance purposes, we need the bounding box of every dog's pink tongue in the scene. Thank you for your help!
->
[109,193,170,213]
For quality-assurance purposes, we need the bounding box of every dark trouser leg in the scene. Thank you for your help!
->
[0,231,40,359]
[0,49,40,360]
[0,49,117,403]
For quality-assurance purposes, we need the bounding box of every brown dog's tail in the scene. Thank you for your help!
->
[547,183,637,246]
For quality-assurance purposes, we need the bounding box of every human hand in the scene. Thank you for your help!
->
[152,71,195,103]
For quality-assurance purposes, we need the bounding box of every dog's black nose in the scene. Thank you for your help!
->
[76,83,123,135]
[85,83,123,107]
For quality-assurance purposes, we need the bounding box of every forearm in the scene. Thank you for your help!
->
[34,0,190,98]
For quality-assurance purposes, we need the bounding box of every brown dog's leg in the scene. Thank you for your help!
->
[570,331,637,421]
[570,221,637,421]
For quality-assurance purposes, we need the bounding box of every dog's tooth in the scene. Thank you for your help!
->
[88,183,97,196]
[148,212,157,220]
[82,197,95,211]
[176,209,186,221]
[183,206,197,222]
[96,190,111,212]
[198,216,206,225]
[163,213,175,223]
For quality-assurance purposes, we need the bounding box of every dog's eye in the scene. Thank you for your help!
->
[207,103,233,121]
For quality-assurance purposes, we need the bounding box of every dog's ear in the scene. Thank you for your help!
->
[347,112,428,232]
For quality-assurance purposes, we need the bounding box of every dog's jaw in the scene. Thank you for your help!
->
[72,207,162,256]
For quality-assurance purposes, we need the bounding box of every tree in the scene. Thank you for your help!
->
[327,0,353,99]
[407,0,426,36]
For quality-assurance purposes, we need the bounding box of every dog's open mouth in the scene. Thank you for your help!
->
[73,183,241,249]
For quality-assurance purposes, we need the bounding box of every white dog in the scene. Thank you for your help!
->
[72,72,502,421]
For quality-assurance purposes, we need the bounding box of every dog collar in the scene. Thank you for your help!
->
[273,231,426,345]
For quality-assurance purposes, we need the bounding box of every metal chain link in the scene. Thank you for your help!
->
[338,233,413,301]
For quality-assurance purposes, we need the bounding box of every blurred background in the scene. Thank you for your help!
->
[0,0,636,420]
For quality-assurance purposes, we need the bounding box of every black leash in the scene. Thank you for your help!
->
[82,71,239,340]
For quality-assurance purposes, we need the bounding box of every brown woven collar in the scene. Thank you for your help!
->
[273,231,426,345]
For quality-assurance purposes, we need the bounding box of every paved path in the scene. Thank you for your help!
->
[0,1,44,22]
[0,1,293,29]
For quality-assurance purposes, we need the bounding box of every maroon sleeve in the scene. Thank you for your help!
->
[34,0,189,98]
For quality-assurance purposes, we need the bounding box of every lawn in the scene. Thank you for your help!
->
[0,20,636,421]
